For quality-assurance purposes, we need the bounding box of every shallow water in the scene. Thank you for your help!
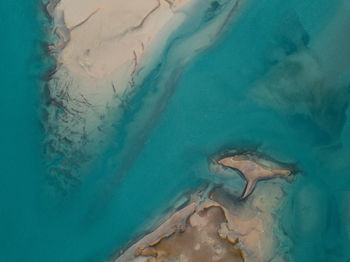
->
[1,0,350,261]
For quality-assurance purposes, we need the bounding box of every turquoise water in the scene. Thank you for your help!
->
[1,0,350,261]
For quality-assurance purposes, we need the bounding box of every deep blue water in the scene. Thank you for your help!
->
[1,0,350,261]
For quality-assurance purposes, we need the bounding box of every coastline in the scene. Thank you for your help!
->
[114,183,293,262]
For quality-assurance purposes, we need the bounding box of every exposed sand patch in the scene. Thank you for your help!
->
[54,0,187,79]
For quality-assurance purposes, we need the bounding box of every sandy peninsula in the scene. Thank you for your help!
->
[114,187,291,262]
[114,151,295,262]
[43,0,246,188]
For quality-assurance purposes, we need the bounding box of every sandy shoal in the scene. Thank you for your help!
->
[44,0,247,188]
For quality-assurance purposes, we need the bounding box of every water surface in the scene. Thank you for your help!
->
[1,0,350,261]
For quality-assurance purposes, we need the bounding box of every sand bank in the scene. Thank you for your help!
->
[217,153,292,199]
[114,183,292,262]
[43,0,246,188]
[210,151,294,199]
[44,0,193,187]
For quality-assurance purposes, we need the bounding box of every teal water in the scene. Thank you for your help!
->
[1,0,350,261]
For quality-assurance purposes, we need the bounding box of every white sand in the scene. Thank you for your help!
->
[54,0,188,79]
[44,0,246,186]
[45,0,194,185]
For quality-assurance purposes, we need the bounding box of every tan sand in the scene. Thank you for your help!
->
[114,182,291,262]
[115,200,245,262]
